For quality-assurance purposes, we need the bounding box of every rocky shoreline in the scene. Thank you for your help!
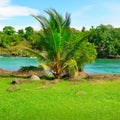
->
[0,68,43,77]
[0,68,120,80]
[102,55,120,59]
[1,54,120,59]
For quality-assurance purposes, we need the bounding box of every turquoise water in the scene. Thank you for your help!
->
[0,56,120,74]
[84,59,120,74]
[0,56,39,71]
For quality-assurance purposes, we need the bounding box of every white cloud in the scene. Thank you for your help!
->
[0,0,10,6]
[0,0,39,20]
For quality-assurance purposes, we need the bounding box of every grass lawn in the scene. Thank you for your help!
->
[0,77,120,120]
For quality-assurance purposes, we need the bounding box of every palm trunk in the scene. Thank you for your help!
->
[53,72,61,79]
[53,64,62,79]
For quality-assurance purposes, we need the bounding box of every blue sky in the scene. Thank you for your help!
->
[0,0,120,31]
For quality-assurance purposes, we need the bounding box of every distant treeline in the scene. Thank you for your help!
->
[0,24,120,58]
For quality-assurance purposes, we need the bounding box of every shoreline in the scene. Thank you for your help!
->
[0,68,119,80]
[0,54,120,59]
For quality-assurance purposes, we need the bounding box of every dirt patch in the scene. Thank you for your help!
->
[0,68,12,76]
[0,68,119,81]
[0,68,46,77]
[11,79,33,84]
[6,85,19,91]
[38,86,54,89]
[88,74,120,80]
[13,71,45,77]
[70,81,82,86]
[77,72,120,80]
[78,72,89,78]
[76,91,86,95]
[41,79,61,85]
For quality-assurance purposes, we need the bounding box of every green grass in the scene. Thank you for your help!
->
[0,77,120,120]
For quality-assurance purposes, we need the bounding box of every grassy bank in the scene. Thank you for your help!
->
[0,77,120,120]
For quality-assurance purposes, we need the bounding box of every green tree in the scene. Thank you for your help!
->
[88,24,119,58]
[112,28,120,56]
[24,26,39,46]
[0,26,19,47]
[24,26,34,41]
[70,28,97,71]
[3,26,16,35]
[18,29,24,38]
[25,9,96,79]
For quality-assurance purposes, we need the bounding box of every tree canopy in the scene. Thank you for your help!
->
[88,24,120,58]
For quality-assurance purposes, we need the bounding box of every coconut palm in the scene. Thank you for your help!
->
[25,9,77,79]
[26,9,96,79]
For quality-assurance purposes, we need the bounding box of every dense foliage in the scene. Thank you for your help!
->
[0,24,120,58]
[87,25,120,58]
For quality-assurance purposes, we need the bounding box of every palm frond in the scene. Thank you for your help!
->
[63,13,71,27]
[39,63,49,71]
[63,33,91,62]
[31,9,82,79]
[32,15,49,30]
[24,47,46,62]
[63,59,78,78]
[19,66,43,72]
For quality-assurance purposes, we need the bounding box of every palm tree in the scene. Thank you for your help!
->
[25,9,78,79]
[26,9,96,79]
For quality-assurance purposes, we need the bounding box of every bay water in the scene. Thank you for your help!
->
[84,59,120,74]
[0,56,120,74]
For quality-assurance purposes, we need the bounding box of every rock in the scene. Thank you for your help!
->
[30,75,40,80]
[78,72,89,79]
